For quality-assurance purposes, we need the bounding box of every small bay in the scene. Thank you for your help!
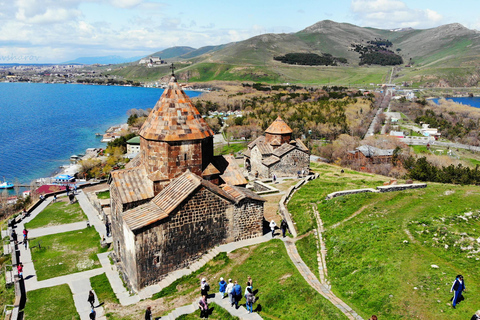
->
[0,82,201,186]
[430,96,480,108]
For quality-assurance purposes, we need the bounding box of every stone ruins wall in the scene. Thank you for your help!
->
[325,183,427,200]
[232,199,264,241]
[133,187,232,289]
[271,149,309,178]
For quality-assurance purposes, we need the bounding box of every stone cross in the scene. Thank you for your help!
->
[170,63,175,76]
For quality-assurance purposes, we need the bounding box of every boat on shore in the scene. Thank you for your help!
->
[0,181,14,189]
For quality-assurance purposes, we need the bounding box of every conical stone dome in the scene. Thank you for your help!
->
[139,76,214,141]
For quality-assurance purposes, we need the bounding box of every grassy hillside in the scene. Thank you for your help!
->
[109,21,480,86]
[290,163,480,319]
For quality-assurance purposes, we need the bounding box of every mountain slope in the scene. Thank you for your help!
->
[148,46,196,59]
[109,21,480,85]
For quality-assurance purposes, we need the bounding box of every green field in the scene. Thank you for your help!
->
[31,227,106,280]
[153,241,348,320]
[24,284,79,320]
[289,163,480,319]
[90,273,119,305]
[25,200,87,229]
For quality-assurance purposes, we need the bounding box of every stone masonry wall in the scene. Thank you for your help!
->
[232,199,264,241]
[271,148,309,177]
[249,146,270,178]
[133,187,232,289]
[141,138,206,181]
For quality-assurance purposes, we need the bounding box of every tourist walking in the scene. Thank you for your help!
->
[219,277,227,298]
[280,219,289,238]
[87,290,95,308]
[226,279,234,307]
[273,174,277,183]
[471,310,480,320]
[65,185,70,195]
[451,275,466,308]
[245,287,255,313]
[53,194,57,202]
[89,308,96,320]
[17,263,23,280]
[11,229,18,244]
[269,220,277,237]
[23,228,28,248]
[144,306,152,320]
[233,280,242,309]
[198,295,208,319]
[200,278,210,296]
[244,281,252,299]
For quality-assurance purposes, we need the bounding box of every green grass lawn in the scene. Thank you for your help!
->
[176,302,239,320]
[153,241,348,320]
[287,163,389,235]
[97,191,110,199]
[214,142,247,156]
[25,200,87,229]
[24,284,79,320]
[31,227,107,280]
[90,273,119,304]
[289,163,480,319]
[296,233,320,280]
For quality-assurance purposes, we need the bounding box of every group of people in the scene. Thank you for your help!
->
[197,276,256,318]
[269,219,290,238]
[11,227,28,249]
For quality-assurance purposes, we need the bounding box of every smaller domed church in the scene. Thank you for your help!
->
[243,117,310,178]
[109,75,265,291]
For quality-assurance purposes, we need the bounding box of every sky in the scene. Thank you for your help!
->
[0,0,479,63]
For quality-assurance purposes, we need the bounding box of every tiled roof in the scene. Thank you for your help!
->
[125,152,143,169]
[265,116,293,134]
[295,138,309,152]
[202,163,221,176]
[243,148,251,158]
[110,166,154,204]
[123,202,168,232]
[217,155,248,186]
[262,155,281,166]
[272,143,296,157]
[256,141,273,156]
[152,170,235,216]
[222,185,266,203]
[126,136,140,144]
[139,76,214,141]
[248,136,264,149]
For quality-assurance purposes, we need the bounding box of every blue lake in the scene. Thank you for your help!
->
[0,83,201,187]
[430,97,480,108]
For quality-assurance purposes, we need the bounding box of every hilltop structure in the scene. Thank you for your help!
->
[243,116,310,178]
[109,75,264,291]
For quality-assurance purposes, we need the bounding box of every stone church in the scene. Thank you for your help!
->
[244,116,310,179]
[109,75,265,291]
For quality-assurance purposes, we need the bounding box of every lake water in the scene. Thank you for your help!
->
[431,96,480,108]
[0,83,201,188]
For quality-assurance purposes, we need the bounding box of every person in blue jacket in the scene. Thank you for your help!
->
[450,274,466,308]
[218,277,227,298]
[233,280,242,309]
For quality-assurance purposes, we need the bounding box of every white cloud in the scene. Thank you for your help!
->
[351,0,443,29]
[110,0,143,9]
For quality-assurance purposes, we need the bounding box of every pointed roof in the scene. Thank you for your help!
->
[139,76,214,141]
[265,116,293,135]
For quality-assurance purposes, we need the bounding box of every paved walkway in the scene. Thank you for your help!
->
[12,182,363,320]
[15,192,108,320]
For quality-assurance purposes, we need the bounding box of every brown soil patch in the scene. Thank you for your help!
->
[278,273,292,284]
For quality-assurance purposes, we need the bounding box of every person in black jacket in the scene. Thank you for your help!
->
[145,306,152,320]
[450,275,466,308]
[471,310,480,320]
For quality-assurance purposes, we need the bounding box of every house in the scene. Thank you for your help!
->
[389,131,404,138]
[421,124,441,139]
[347,145,394,165]
[243,117,310,178]
[109,75,264,291]
[126,136,140,156]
